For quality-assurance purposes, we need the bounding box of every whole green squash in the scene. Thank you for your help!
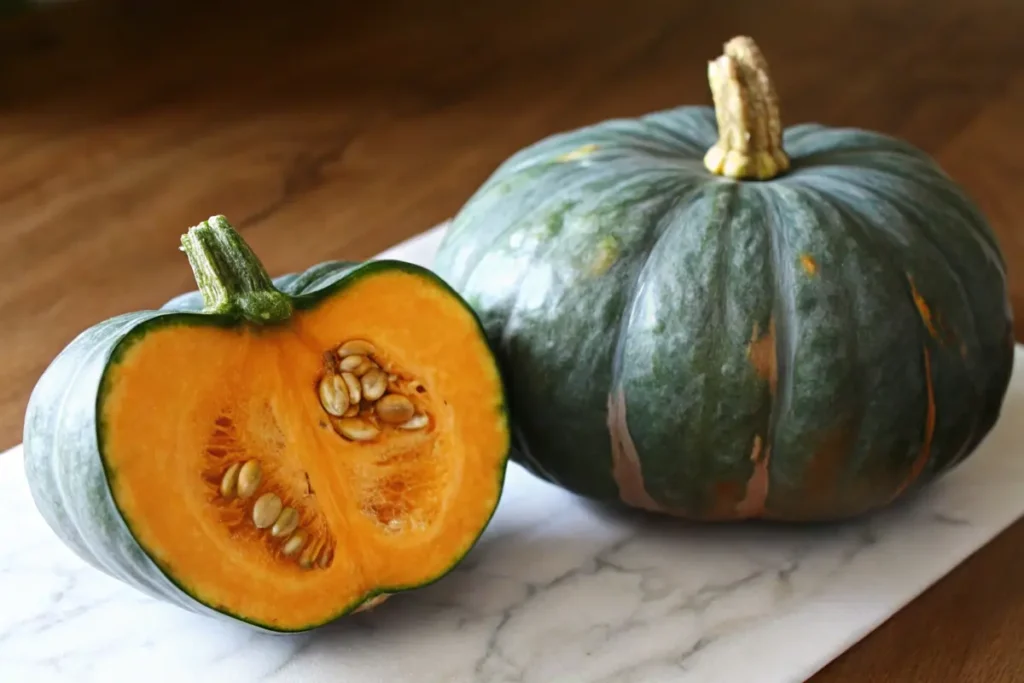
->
[432,36,1015,521]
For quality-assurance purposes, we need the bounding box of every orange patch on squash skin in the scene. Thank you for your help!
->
[799,253,817,276]
[609,318,779,519]
[734,435,770,518]
[908,276,939,339]
[608,389,666,513]
[892,347,936,498]
[747,318,777,394]
[607,393,774,521]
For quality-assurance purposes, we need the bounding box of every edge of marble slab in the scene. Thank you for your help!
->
[4,220,1024,683]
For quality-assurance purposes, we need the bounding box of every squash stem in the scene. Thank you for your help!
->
[180,215,293,324]
[703,36,790,181]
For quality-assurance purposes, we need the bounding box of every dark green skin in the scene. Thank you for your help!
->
[433,105,1015,521]
[22,217,510,632]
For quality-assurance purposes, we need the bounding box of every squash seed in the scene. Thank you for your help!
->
[282,531,307,557]
[237,460,262,499]
[376,394,415,424]
[271,507,300,537]
[361,370,388,402]
[341,372,362,405]
[252,492,283,529]
[339,354,366,373]
[343,404,360,417]
[318,545,334,568]
[334,417,381,441]
[318,374,350,417]
[341,355,378,377]
[398,413,430,430]
[354,594,389,613]
[219,462,241,498]
[354,358,378,377]
[338,339,375,358]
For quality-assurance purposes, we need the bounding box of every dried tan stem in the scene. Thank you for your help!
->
[703,36,790,180]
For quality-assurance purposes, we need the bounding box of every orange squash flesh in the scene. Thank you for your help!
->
[99,269,509,631]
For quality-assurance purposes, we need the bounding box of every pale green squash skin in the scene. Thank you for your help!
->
[433,105,1015,521]
[23,221,510,632]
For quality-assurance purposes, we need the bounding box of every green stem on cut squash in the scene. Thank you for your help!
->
[180,215,293,324]
[703,36,791,181]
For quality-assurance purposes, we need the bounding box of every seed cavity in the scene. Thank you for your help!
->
[376,394,415,425]
[335,417,381,441]
[205,418,335,572]
[219,463,241,498]
[271,507,300,537]
[237,460,262,499]
[319,338,433,443]
[253,492,283,529]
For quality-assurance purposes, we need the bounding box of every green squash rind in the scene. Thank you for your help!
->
[24,256,511,633]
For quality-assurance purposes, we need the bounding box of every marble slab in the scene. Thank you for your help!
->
[3,224,1024,683]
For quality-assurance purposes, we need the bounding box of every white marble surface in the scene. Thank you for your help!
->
[3,225,1024,683]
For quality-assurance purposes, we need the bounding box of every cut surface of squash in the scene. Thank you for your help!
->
[98,266,509,631]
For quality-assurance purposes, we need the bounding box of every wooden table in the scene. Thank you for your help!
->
[3,0,1023,679]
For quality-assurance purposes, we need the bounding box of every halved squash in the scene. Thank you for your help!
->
[23,216,511,632]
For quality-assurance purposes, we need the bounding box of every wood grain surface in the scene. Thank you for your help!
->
[3,0,1024,680]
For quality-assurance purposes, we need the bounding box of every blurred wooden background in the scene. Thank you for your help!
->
[2,0,1024,680]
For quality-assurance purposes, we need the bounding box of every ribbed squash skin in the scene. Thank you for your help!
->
[433,105,1015,521]
[23,258,506,630]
